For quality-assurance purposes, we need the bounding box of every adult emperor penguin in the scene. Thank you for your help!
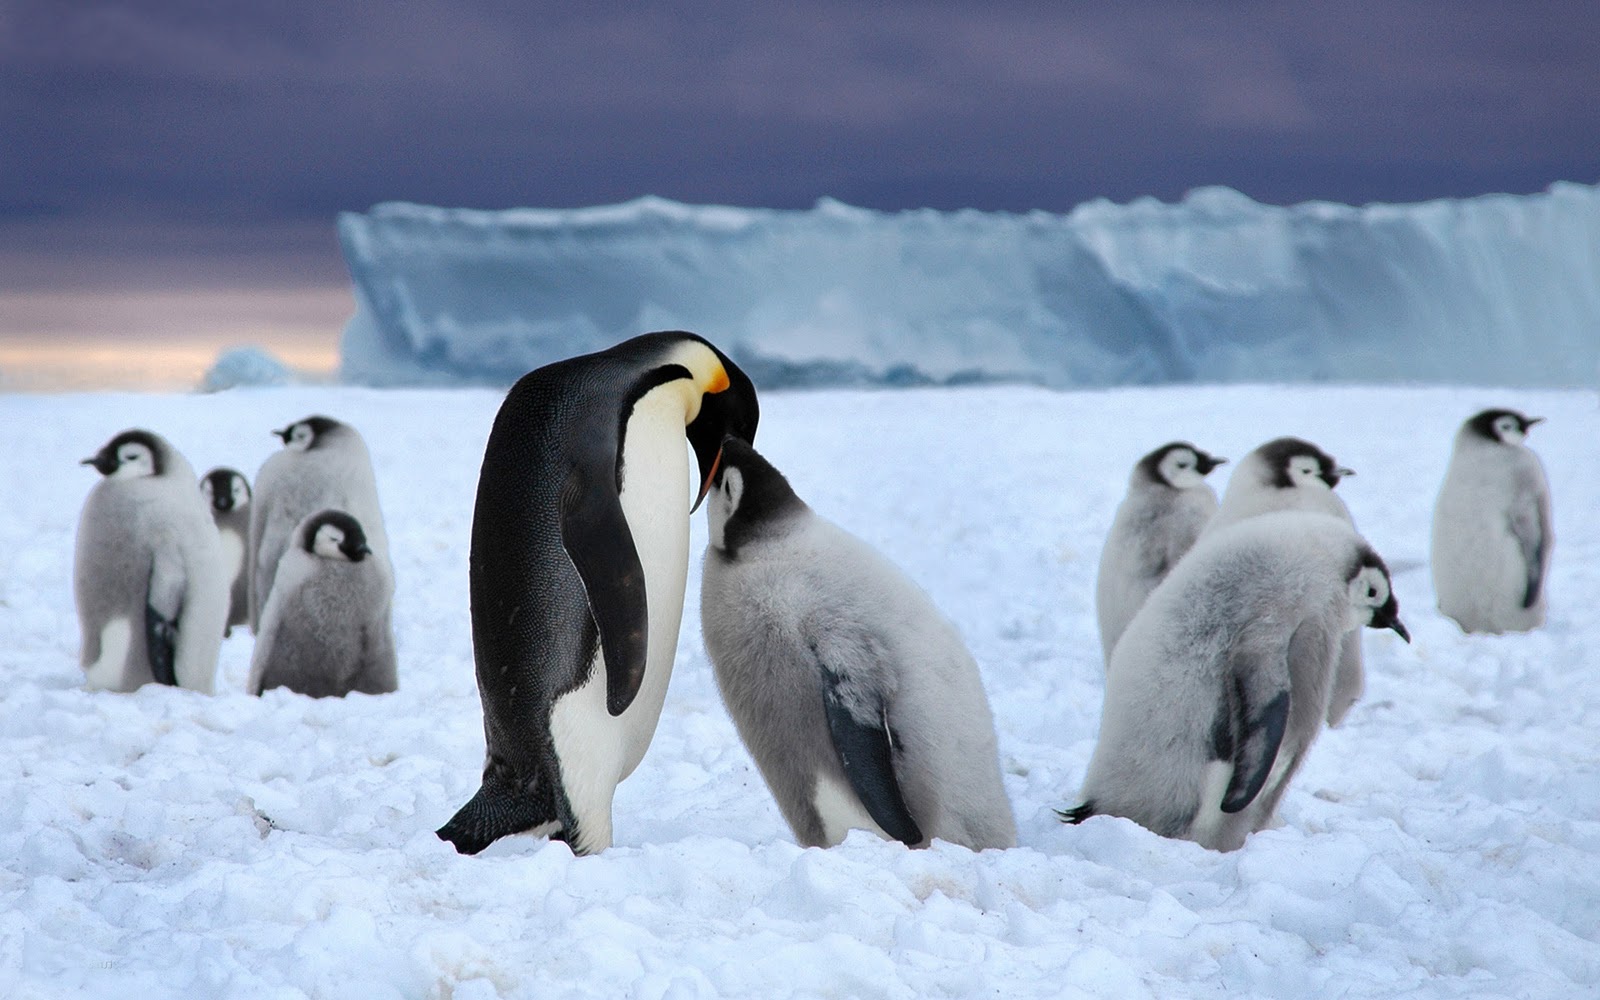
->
[248,509,397,698]
[437,331,759,856]
[700,438,1017,851]
[1432,408,1553,634]
[1062,511,1409,852]
[249,415,388,632]
[74,430,229,693]
[1203,436,1366,728]
[200,467,251,635]
[1095,442,1226,666]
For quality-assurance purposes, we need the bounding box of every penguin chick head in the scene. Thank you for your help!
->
[1141,442,1226,490]
[704,437,807,557]
[1256,436,1352,491]
[274,415,343,452]
[1347,549,1409,642]
[201,468,251,512]
[302,510,372,563]
[1467,408,1543,446]
[81,429,163,479]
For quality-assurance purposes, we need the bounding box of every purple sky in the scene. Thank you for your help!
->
[3,0,1598,291]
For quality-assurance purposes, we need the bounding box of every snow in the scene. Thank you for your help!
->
[2,381,1598,999]
[337,185,1600,389]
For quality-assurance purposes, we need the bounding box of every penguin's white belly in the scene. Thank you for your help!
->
[813,773,890,846]
[547,389,693,849]
[218,529,245,587]
[84,617,133,691]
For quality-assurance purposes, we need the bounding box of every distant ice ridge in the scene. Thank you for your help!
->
[337,183,1600,388]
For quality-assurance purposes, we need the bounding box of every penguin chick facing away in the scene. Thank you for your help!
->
[1204,435,1365,729]
[249,415,388,633]
[248,509,397,698]
[75,429,229,693]
[700,438,1017,851]
[1063,511,1409,852]
[201,467,251,635]
[1432,408,1553,634]
[438,331,760,857]
[1095,442,1226,666]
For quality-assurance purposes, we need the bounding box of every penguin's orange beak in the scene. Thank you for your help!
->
[691,443,723,514]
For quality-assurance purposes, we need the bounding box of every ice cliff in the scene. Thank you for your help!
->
[336,183,1600,388]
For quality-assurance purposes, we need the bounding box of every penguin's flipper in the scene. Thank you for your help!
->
[145,550,187,687]
[814,643,923,846]
[558,471,649,717]
[1219,643,1292,814]
[1510,484,1549,609]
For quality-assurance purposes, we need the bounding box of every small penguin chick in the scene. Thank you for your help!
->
[1096,441,1227,665]
[1066,511,1409,852]
[248,509,396,699]
[701,437,1016,852]
[201,467,252,635]
[1432,408,1553,634]
[74,429,228,693]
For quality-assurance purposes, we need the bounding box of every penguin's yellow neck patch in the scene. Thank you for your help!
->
[662,340,729,423]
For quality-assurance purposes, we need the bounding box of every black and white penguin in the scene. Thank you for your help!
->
[248,509,397,698]
[699,438,1017,851]
[1204,436,1365,727]
[437,331,760,856]
[1095,442,1226,666]
[200,467,251,635]
[1063,511,1409,852]
[248,415,387,632]
[1432,408,1553,634]
[74,429,229,692]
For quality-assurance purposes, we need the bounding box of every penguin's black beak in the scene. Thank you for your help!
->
[272,426,293,443]
[80,450,117,476]
[1524,416,1545,431]
[1372,595,1410,643]
[345,541,371,562]
[687,355,759,513]
[1198,454,1227,475]
[1322,466,1354,488]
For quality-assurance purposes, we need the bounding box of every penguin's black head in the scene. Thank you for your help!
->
[81,429,164,478]
[275,415,343,451]
[686,343,760,513]
[201,468,250,512]
[1348,547,1409,643]
[1257,436,1351,490]
[301,509,371,562]
[1467,408,1542,445]
[706,436,806,558]
[1139,441,1227,488]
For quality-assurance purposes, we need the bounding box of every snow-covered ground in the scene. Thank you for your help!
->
[1,382,1596,999]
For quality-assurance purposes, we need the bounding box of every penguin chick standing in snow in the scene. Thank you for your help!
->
[249,415,388,633]
[1432,408,1553,634]
[438,331,759,856]
[74,430,229,693]
[700,438,1017,851]
[1063,511,1409,852]
[1095,442,1226,666]
[200,467,251,635]
[1204,436,1366,728]
[248,509,397,698]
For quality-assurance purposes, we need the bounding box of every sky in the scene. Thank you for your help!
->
[2,1,1598,386]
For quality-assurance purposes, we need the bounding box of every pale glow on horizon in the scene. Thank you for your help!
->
[0,286,349,391]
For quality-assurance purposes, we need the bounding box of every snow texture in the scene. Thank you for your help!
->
[2,383,1597,999]
[337,185,1600,389]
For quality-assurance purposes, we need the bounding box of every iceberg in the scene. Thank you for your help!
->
[337,183,1600,388]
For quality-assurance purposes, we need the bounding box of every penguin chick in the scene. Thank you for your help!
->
[1095,442,1226,665]
[248,509,397,698]
[1063,511,1409,852]
[74,429,228,692]
[1205,436,1365,728]
[700,438,1017,851]
[200,467,251,635]
[1432,408,1553,634]
[249,415,388,632]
